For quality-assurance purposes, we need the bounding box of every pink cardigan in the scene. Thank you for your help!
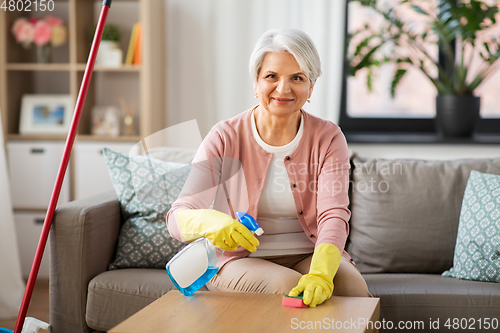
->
[166,107,351,266]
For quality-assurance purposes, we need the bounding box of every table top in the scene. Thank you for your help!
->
[109,291,380,333]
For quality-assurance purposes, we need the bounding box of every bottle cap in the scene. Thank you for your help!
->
[254,228,264,236]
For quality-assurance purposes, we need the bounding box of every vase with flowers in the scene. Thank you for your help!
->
[11,16,68,63]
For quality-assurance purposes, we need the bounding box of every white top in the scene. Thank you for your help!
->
[248,110,315,257]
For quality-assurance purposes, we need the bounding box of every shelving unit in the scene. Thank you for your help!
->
[0,0,166,142]
[0,0,166,278]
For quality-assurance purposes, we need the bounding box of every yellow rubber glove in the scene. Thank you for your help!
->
[177,209,259,252]
[288,243,341,307]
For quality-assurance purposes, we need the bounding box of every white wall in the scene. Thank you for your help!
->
[164,0,346,137]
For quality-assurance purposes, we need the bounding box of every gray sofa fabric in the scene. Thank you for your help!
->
[364,274,500,333]
[50,191,121,333]
[86,269,208,331]
[348,156,500,274]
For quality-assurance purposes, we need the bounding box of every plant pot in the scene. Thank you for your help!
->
[96,41,122,67]
[435,95,480,138]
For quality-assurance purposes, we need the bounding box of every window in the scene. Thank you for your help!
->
[340,0,500,136]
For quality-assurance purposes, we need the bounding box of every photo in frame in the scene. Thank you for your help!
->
[19,94,74,135]
[91,105,122,137]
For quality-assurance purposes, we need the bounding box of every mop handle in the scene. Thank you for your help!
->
[13,1,112,332]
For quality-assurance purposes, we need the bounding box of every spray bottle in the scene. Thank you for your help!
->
[166,212,263,296]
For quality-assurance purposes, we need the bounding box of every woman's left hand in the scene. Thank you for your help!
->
[288,243,341,307]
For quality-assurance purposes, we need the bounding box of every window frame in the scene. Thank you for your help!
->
[339,0,500,137]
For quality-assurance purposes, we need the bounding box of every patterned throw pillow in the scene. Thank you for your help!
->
[442,170,500,282]
[102,147,189,269]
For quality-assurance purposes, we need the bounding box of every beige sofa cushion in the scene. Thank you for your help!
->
[347,155,500,274]
[86,269,208,332]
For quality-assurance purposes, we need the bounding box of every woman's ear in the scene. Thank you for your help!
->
[308,79,317,98]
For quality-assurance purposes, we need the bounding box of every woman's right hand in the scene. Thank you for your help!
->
[177,209,259,252]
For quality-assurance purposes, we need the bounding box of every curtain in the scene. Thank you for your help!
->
[0,111,25,319]
[165,0,347,137]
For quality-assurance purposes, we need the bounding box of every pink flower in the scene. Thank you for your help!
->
[34,20,52,46]
[13,20,35,48]
[45,16,63,27]
[11,18,28,36]
[29,17,41,24]
[12,16,67,48]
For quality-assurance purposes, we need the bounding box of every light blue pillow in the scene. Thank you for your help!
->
[102,147,189,269]
[442,170,500,282]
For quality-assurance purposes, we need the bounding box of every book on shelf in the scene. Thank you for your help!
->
[125,22,141,65]
[133,23,142,65]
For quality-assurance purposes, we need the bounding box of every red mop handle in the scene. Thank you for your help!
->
[13,1,112,332]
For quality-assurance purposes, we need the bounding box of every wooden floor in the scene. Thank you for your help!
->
[0,279,50,331]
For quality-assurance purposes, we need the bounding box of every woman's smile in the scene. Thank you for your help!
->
[272,97,294,105]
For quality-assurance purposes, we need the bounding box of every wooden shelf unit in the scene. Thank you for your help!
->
[0,0,166,142]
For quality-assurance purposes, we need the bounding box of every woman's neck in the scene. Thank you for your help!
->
[254,106,301,146]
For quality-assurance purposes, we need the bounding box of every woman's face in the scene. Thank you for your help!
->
[254,52,314,118]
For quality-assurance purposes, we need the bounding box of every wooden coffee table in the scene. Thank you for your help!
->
[109,291,380,333]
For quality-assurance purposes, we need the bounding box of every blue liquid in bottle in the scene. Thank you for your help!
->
[166,238,222,296]
[168,267,218,296]
[166,212,262,296]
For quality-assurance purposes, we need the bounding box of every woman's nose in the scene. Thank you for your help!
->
[277,79,291,94]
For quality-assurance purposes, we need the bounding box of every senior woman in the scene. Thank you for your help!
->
[166,28,371,307]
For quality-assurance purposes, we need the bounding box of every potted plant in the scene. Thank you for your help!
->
[94,24,123,67]
[347,0,500,137]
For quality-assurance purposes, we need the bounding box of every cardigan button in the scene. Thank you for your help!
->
[310,234,315,238]
[286,156,290,160]
[292,184,297,188]
[299,210,303,215]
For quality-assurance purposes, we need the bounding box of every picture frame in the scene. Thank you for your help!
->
[19,94,74,135]
[91,105,122,137]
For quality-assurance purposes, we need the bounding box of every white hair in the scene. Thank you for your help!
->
[249,29,322,84]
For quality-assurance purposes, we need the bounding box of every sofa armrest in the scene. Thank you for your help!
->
[49,191,121,333]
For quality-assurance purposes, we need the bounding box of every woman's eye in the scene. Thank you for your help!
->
[266,74,277,79]
[293,76,304,82]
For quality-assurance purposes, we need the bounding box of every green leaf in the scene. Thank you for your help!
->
[468,73,484,92]
[367,67,373,92]
[411,5,429,16]
[390,68,407,97]
[352,43,384,72]
[438,11,452,23]
[484,42,491,55]
[479,52,488,62]
[433,79,454,95]
[455,64,467,92]
[353,35,377,58]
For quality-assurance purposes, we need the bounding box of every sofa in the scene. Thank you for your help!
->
[49,150,500,333]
